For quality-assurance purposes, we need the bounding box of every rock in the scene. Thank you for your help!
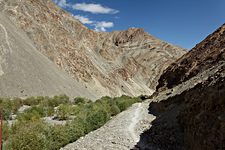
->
[18,105,31,113]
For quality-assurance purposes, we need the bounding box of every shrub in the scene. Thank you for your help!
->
[11,98,23,114]
[3,122,10,141]
[17,107,43,122]
[2,94,142,150]
[0,100,13,120]
[23,96,40,106]
[45,107,54,116]
[7,121,50,150]
[47,125,71,150]
[55,104,72,120]
[46,95,70,107]
[114,95,141,111]
[86,109,110,130]
[74,97,86,104]
[110,104,121,116]
[66,117,86,141]
[22,95,70,107]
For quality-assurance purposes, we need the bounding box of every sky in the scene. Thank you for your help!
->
[53,0,225,49]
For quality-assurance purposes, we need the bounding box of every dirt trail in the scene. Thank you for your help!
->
[128,103,143,142]
[61,102,155,150]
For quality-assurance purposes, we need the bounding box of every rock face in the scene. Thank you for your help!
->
[140,63,225,150]
[0,0,186,98]
[177,65,225,150]
[135,24,225,150]
[156,24,225,91]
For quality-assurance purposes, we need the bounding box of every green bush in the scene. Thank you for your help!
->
[45,107,55,116]
[47,125,71,150]
[2,94,142,150]
[66,117,86,141]
[23,96,40,106]
[86,109,110,130]
[7,121,50,150]
[17,110,41,122]
[3,122,10,141]
[110,104,121,116]
[0,99,13,120]
[55,104,72,120]
[74,97,86,104]
[11,98,23,114]
[114,95,141,111]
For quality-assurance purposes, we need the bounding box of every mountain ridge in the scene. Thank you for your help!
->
[157,23,225,91]
[1,0,186,98]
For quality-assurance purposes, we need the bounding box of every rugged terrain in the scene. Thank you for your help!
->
[0,12,96,99]
[157,24,225,91]
[137,61,225,150]
[1,0,223,149]
[137,24,225,150]
[0,0,186,98]
[61,24,225,150]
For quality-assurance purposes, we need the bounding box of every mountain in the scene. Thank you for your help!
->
[62,24,225,149]
[156,24,225,92]
[0,12,96,99]
[0,0,186,98]
[136,24,225,150]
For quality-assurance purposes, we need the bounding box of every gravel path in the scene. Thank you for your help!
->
[61,102,155,150]
[128,103,142,143]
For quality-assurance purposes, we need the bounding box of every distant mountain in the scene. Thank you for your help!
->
[157,24,225,92]
[0,0,186,98]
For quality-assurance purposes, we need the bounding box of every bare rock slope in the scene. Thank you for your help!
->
[1,0,186,98]
[157,24,225,91]
[137,62,225,150]
[136,24,225,150]
[0,12,96,99]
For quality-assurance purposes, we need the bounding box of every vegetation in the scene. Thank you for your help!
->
[0,95,141,150]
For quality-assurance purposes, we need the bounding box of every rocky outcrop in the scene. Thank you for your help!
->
[0,0,186,98]
[140,63,225,150]
[135,24,225,150]
[177,64,225,150]
[156,24,225,91]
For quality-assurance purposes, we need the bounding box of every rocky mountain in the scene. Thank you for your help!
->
[0,0,186,98]
[136,24,225,150]
[1,0,223,149]
[156,24,225,92]
[62,24,225,149]
[0,12,96,99]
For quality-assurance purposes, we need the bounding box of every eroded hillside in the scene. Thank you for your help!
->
[0,0,186,97]
[0,12,96,99]
[137,23,225,150]
[157,24,225,91]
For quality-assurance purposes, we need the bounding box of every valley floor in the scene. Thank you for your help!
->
[61,102,155,150]
[61,62,225,150]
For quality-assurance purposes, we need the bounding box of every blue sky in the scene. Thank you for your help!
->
[53,0,225,49]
